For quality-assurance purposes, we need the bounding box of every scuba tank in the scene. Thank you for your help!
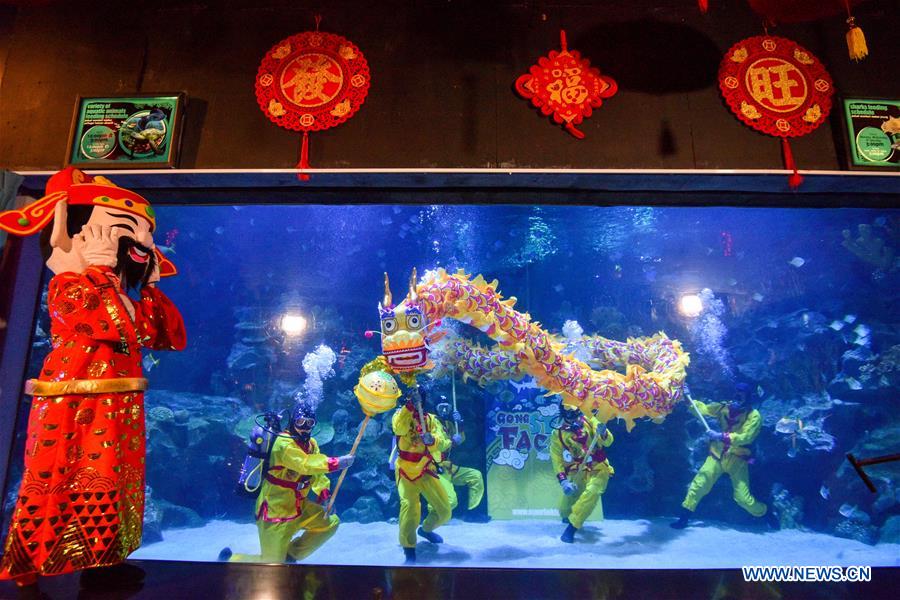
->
[237,411,282,495]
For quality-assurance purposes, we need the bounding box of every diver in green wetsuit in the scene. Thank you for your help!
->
[672,382,769,529]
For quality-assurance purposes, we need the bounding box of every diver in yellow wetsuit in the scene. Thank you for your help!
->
[429,400,485,516]
[672,383,768,529]
[551,403,615,543]
[220,403,354,563]
[391,388,452,564]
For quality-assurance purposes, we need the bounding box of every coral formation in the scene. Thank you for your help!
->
[842,223,897,272]
[770,484,804,530]
[872,344,900,387]
[505,208,558,268]
[226,307,276,406]
[589,305,628,340]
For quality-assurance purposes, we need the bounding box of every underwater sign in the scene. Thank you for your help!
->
[486,379,601,521]
[840,97,900,170]
[66,94,185,168]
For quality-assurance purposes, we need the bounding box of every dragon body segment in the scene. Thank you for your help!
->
[416,269,689,430]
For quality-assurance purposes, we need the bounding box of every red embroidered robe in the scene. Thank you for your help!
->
[0,265,186,579]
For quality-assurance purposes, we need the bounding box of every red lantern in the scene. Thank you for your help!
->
[515,30,618,139]
[255,27,370,180]
[719,35,834,187]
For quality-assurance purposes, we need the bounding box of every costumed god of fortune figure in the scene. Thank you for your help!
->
[0,167,186,594]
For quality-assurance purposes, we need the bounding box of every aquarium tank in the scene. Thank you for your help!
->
[3,200,899,569]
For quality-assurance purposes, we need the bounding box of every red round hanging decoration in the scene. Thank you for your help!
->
[255,28,370,180]
[515,30,618,139]
[719,35,833,188]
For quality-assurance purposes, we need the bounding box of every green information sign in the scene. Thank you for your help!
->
[841,97,900,170]
[67,93,185,168]
[486,383,604,522]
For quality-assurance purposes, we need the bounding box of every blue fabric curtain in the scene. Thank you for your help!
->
[0,170,25,250]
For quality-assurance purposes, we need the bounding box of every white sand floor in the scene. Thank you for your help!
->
[131,518,900,569]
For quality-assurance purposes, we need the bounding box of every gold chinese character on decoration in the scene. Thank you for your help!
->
[280,53,344,108]
[745,58,807,113]
[546,67,589,110]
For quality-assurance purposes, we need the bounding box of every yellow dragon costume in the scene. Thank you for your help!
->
[365,268,689,430]
[362,268,689,560]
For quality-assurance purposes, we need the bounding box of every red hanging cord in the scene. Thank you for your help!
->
[780,137,803,189]
[297,131,311,182]
[560,31,583,139]
[565,122,585,139]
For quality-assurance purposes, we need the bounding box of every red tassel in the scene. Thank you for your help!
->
[698,0,709,13]
[781,137,803,189]
[565,122,585,139]
[560,30,567,52]
[297,131,310,182]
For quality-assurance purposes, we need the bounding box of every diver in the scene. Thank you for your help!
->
[551,402,615,543]
[219,402,354,563]
[429,398,486,519]
[391,387,452,564]
[671,382,770,529]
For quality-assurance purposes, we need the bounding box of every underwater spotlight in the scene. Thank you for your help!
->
[679,294,703,318]
[280,313,308,336]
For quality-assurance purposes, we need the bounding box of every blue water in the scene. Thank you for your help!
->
[6,203,900,567]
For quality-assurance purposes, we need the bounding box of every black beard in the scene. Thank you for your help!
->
[116,237,155,290]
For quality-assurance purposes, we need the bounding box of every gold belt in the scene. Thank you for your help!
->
[25,377,148,397]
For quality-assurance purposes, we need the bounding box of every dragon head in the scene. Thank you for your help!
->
[378,268,435,373]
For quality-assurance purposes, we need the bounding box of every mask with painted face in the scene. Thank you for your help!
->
[378,269,434,373]
[0,167,177,280]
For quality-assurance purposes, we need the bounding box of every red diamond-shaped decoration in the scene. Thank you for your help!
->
[515,30,618,139]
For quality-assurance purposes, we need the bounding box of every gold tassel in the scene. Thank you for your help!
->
[846,17,868,61]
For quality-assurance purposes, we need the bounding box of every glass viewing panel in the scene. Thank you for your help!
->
[4,203,899,569]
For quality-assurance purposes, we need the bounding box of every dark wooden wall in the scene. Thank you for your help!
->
[1,0,898,171]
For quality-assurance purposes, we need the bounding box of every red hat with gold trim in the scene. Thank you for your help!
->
[0,167,176,277]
